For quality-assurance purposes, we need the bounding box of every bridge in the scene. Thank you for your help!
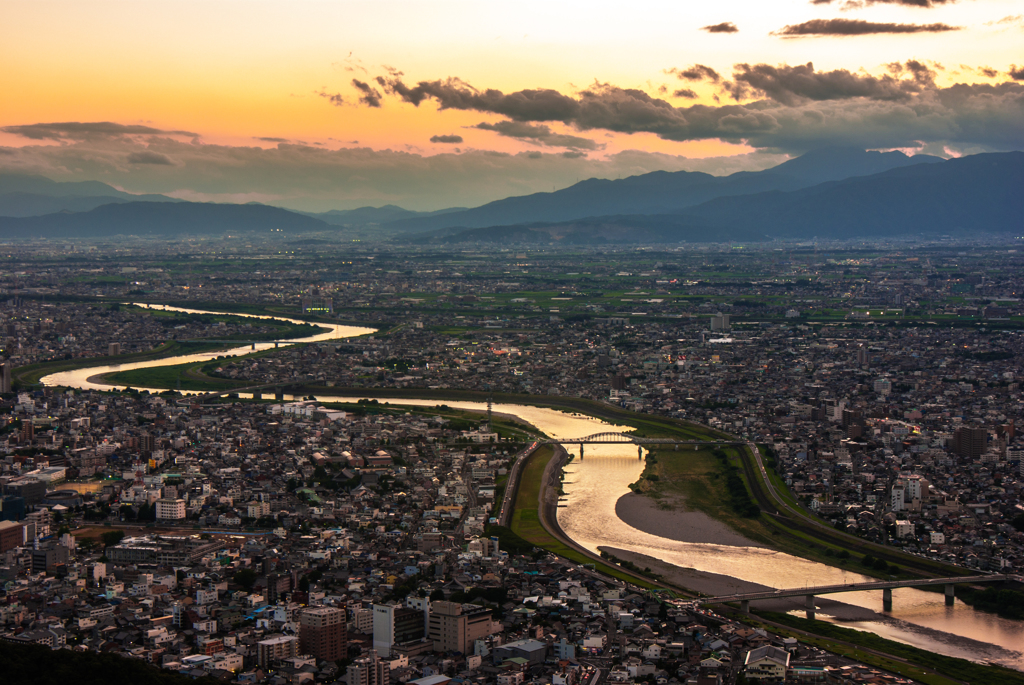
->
[172,380,304,404]
[701,574,1010,619]
[540,432,744,460]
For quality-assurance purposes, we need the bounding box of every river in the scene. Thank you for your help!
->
[41,305,1024,669]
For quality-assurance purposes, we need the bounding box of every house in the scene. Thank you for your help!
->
[743,645,790,681]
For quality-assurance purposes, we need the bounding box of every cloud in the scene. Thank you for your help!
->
[701,22,738,33]
[671,64,722,83]
[0,121,197,141]
[364,69,1024,155]
[352,79,383,108]
[430,134,463,143]
[255,137,290,143]
[376,76,582,122]
[126,151,174,165]
[317,90,345,106]
[725,61,935,104]
[774,18,961,35]
[673,88,698,99]
[990,14,1022,25]
[474,120,601,149]
[813,0,958,6]
[1011,66,1024,80]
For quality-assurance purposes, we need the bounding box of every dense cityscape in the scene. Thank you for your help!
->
[0,242,1021,685]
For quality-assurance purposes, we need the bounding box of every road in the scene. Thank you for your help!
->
[496,441,539,526]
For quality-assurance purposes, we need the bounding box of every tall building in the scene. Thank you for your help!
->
[710,314,730,331]
[373,603,426,657]
[953,426,987,459]
[257,635,298,667]
[1,360,11,394]
[0,520,24,553]
[347,650,389,685]
[299,606,347,661]
[155,498,186,521]
[428,601,496,654]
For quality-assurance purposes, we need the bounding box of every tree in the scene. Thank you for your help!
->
[233,568,258,592]
[101,530,125,547]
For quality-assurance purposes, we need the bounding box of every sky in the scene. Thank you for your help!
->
[1,0,1022,211]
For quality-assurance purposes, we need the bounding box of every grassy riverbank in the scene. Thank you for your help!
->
[14,341,230,388]
[505,445,662,590]
[750,611,1024,685]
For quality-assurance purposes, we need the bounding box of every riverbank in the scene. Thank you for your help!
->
[615,491,764,548]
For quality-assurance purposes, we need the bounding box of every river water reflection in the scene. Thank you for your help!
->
[41,306,1024,669]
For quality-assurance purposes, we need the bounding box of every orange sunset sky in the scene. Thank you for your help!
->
[2,0,1023,210]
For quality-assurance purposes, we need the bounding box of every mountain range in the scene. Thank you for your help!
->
[0,147,1019,242]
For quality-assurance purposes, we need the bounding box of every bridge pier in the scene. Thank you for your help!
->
[741,600,750,614]
[274,342,279,348]
[252,343,256,350]
[638,445,643,460]
[882,588,893,612]
[579,444,583,461]
[945,584,955,606]
[275,392,284,401]
[805,595,815,620]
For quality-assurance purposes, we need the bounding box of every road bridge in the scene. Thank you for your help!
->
[540,432,744,460]
[701,574,1010,619]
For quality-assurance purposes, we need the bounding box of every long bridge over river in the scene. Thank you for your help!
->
[539,431,744,460]
[701,574,1011,619]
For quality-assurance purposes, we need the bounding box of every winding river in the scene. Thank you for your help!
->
[42,306,1024,669]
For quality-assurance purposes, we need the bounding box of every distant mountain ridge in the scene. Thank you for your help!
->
[380,147,943,233]
[303,204,467,227]
[414,151,1023,245]
[0,173,182,217]
[0,201,329,238]
[0,147,1015,242]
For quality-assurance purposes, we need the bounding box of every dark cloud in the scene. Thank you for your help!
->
[256,137,290,143]
[318,90,345,106]
[725,61,935,105]
[671,64,722,83]
[980,67,998,78]
[813,0,958,6]
[562,151,587,158]
[774,18,961,35]
[376,76,581,122]
[474,121,600,150]
[701,22,738,33]
[430,134,463,144]
[1011,66,1024,80]
[126,151,174,165]
[352,79,383,108]
[0,121,197,141]
[364,68,1024,154]
[673,88,698,99]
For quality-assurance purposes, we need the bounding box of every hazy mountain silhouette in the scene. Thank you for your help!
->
[382,147,942,233]
[0,201,329,238]
[304,204,466,227]
[0,173,182,217]
[414,152,1022,244]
